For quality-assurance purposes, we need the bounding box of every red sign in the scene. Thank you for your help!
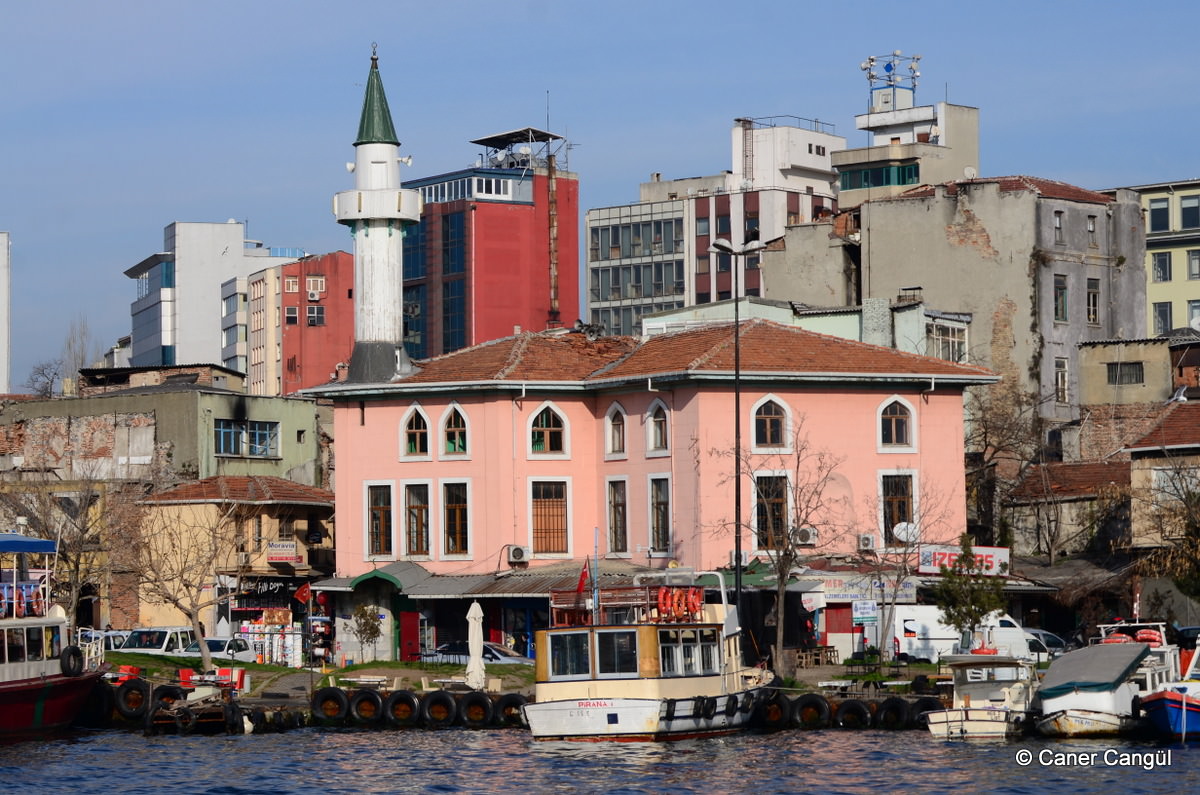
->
[917,545,1010,576]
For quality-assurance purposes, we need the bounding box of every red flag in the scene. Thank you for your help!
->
[576,558,590,594]
[294,582,312,603]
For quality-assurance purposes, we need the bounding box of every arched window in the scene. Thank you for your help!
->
[444,408,467,454]
[404,412,428,455]
[755,401,786,447]
[881,401,910,447]
[608,408,626,455]
[649,405,669,452]
[531,407,564,453]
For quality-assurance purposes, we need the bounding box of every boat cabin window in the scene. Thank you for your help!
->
[5,628,25,663]
[549,632,591,679]
[659,628,719,677]
[25,626,44,661]
[596,630,639,677]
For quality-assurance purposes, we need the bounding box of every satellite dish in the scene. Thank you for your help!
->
[964,166,977,180]
[892,522,920,545]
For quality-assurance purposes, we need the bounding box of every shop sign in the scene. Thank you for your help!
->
[917,545,1010,576]
[851,600,878,625]
[267,540,303,564]
[821,574,917,604]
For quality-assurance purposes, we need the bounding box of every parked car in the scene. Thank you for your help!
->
[79,629,130,651]
[1026,629,1071,657]
[119,626,196,655]
[424,641,533,665]
[180,637,257,664]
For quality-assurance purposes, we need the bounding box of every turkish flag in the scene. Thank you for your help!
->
[576,558,590,594]
[294,583,312,603]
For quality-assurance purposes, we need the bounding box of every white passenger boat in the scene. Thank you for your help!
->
[523,570,774,742]
[924,654,1039,740]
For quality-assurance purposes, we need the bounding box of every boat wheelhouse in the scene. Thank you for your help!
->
[523,570,773,742]
[924,654,1039,740]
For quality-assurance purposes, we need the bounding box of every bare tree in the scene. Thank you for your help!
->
[24,358,63,397]
[123,496,249,672]
[1133,454,1200,590]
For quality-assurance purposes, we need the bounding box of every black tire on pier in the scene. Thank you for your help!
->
[115,678,151,721]
[383,690,421,728]
[143,699,167,737]
[223,701,244,735]
[758,691,791,732]
[420,690,457,729]
[349,689,384,724]
[792,693,832,730]
[174,706,199,735]
[724,694,739,718]
[311,686,350,722]
[910,696,944,728]
[152,684,186,707]
[875,696,911,730]
[74,679,115,729]
[493,693,528,727]
[834,698,871,729]
[248,707,268,734]
[59,645,85,677]
[457,691,494,729]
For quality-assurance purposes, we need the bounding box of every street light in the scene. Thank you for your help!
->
[708,237,766,610]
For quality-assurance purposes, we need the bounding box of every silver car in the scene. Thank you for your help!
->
[180,637,257,663]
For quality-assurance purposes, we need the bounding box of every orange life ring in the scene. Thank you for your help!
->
[673,588,688,621]
[1102,633,1133,644]
[14,590,24,618]
[657,587,672,620]
[687,587,703,616]
[970,647,998,655]
[32,589,44,616]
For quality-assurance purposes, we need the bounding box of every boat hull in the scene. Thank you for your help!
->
[925,707,1031,740]
[524,690,761,742]
[0,670,106,735]
[1036,708,1133,737]
[1140,691,1200,740]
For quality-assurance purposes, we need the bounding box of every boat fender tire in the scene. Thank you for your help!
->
[725,694,739,718]
[311,686,350,722]
[834,698,871,729]
[664,698,677,721]
[152,684,186,706]
[421,690,458,728]
[910,696,945,727]
[248,706,268,734]
[272,709,290,731]
[223,702,244,735]
[349,689,384,723]
[143,698,167,737]
[457,691,494,729]
[1130,695,1142,720]
[115,678,151,721]
[702,696,718,720]
[174,706,199,735]
[383,689,421,728]
[792,693,831,730]
[739,691,755,714]
[875,696,911,730]
[760,691,790,731]
[493,693,528,727]
[59,645,85,677]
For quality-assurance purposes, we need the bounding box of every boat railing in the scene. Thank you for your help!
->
[75,627,106,673]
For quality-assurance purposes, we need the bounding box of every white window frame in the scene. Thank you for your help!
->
[399,404,432,462]
[605,476,630,557]
[438,402,471,461]
[751,394,793,454]
[400,478,433,559]
[440,478,473,560]
[876,395,918,454]
[526,476,573,558]
[364,479,396,562]
[527,401,571,460]
[877,468,919,551]
[752,468,791,554]
[605,403,628,460]
[647,472,672,557]
[645,399,671,459]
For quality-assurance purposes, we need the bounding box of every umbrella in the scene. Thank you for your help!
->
[465,600,486,691]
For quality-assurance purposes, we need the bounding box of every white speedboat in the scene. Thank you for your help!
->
[523,569,774,742]
[925,654,1039,740]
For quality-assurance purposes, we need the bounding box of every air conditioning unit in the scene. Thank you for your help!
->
[236,552,252,566]
[858,534,877,552]
[730,550,752,568]
[308,290,321,301]
[795,527,819,547]
[507,545,532,564]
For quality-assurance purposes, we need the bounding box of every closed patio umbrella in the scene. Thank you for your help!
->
[465,600,486,691]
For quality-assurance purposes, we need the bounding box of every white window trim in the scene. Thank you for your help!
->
[876,395,918,454]
[399,478,433,560]
[877,468,919,552]
[645,398,671,459]
[605,475,631,558]
[605,402,628,461]
[526,476,573,558]
[439,477,473,560]
[399,404,432,462]
[752,468,791,554]
[438,401,472,461]
[527,401,571,460]
[750,394,793,454]
[646,472,673,558]
[363,479,397,563]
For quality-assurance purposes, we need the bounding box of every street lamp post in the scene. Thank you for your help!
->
[709,237,765,609]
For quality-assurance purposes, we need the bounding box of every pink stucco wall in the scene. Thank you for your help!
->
[332,382,969,577]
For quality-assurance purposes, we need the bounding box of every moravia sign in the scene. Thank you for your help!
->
[917,545,1010,576]
[266,540,303,564]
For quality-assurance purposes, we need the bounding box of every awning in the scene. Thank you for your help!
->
[0,533,56,554]
[311,576,354,593]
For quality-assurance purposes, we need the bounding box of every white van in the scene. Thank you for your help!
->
[120,626,196,655]
[888,607,1034,662]
[964,612,1032,659]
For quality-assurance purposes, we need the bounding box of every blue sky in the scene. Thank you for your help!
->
[1,1,1195,387]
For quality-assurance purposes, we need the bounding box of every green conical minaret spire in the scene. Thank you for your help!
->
[355,47,400,146]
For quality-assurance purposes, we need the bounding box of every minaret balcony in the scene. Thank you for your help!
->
[333,189,422,225]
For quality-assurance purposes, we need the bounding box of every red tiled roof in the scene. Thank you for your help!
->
[1126,403,1200,450]
[142,476,334,506]
[1010,461,1131,501]
[385,320,994,390]
[895,176,1113,205]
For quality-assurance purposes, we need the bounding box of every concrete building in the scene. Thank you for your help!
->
[769,177,1146,428]
[587,116,845,336]
[125,220,305,367]
[1102,178,1200,338]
